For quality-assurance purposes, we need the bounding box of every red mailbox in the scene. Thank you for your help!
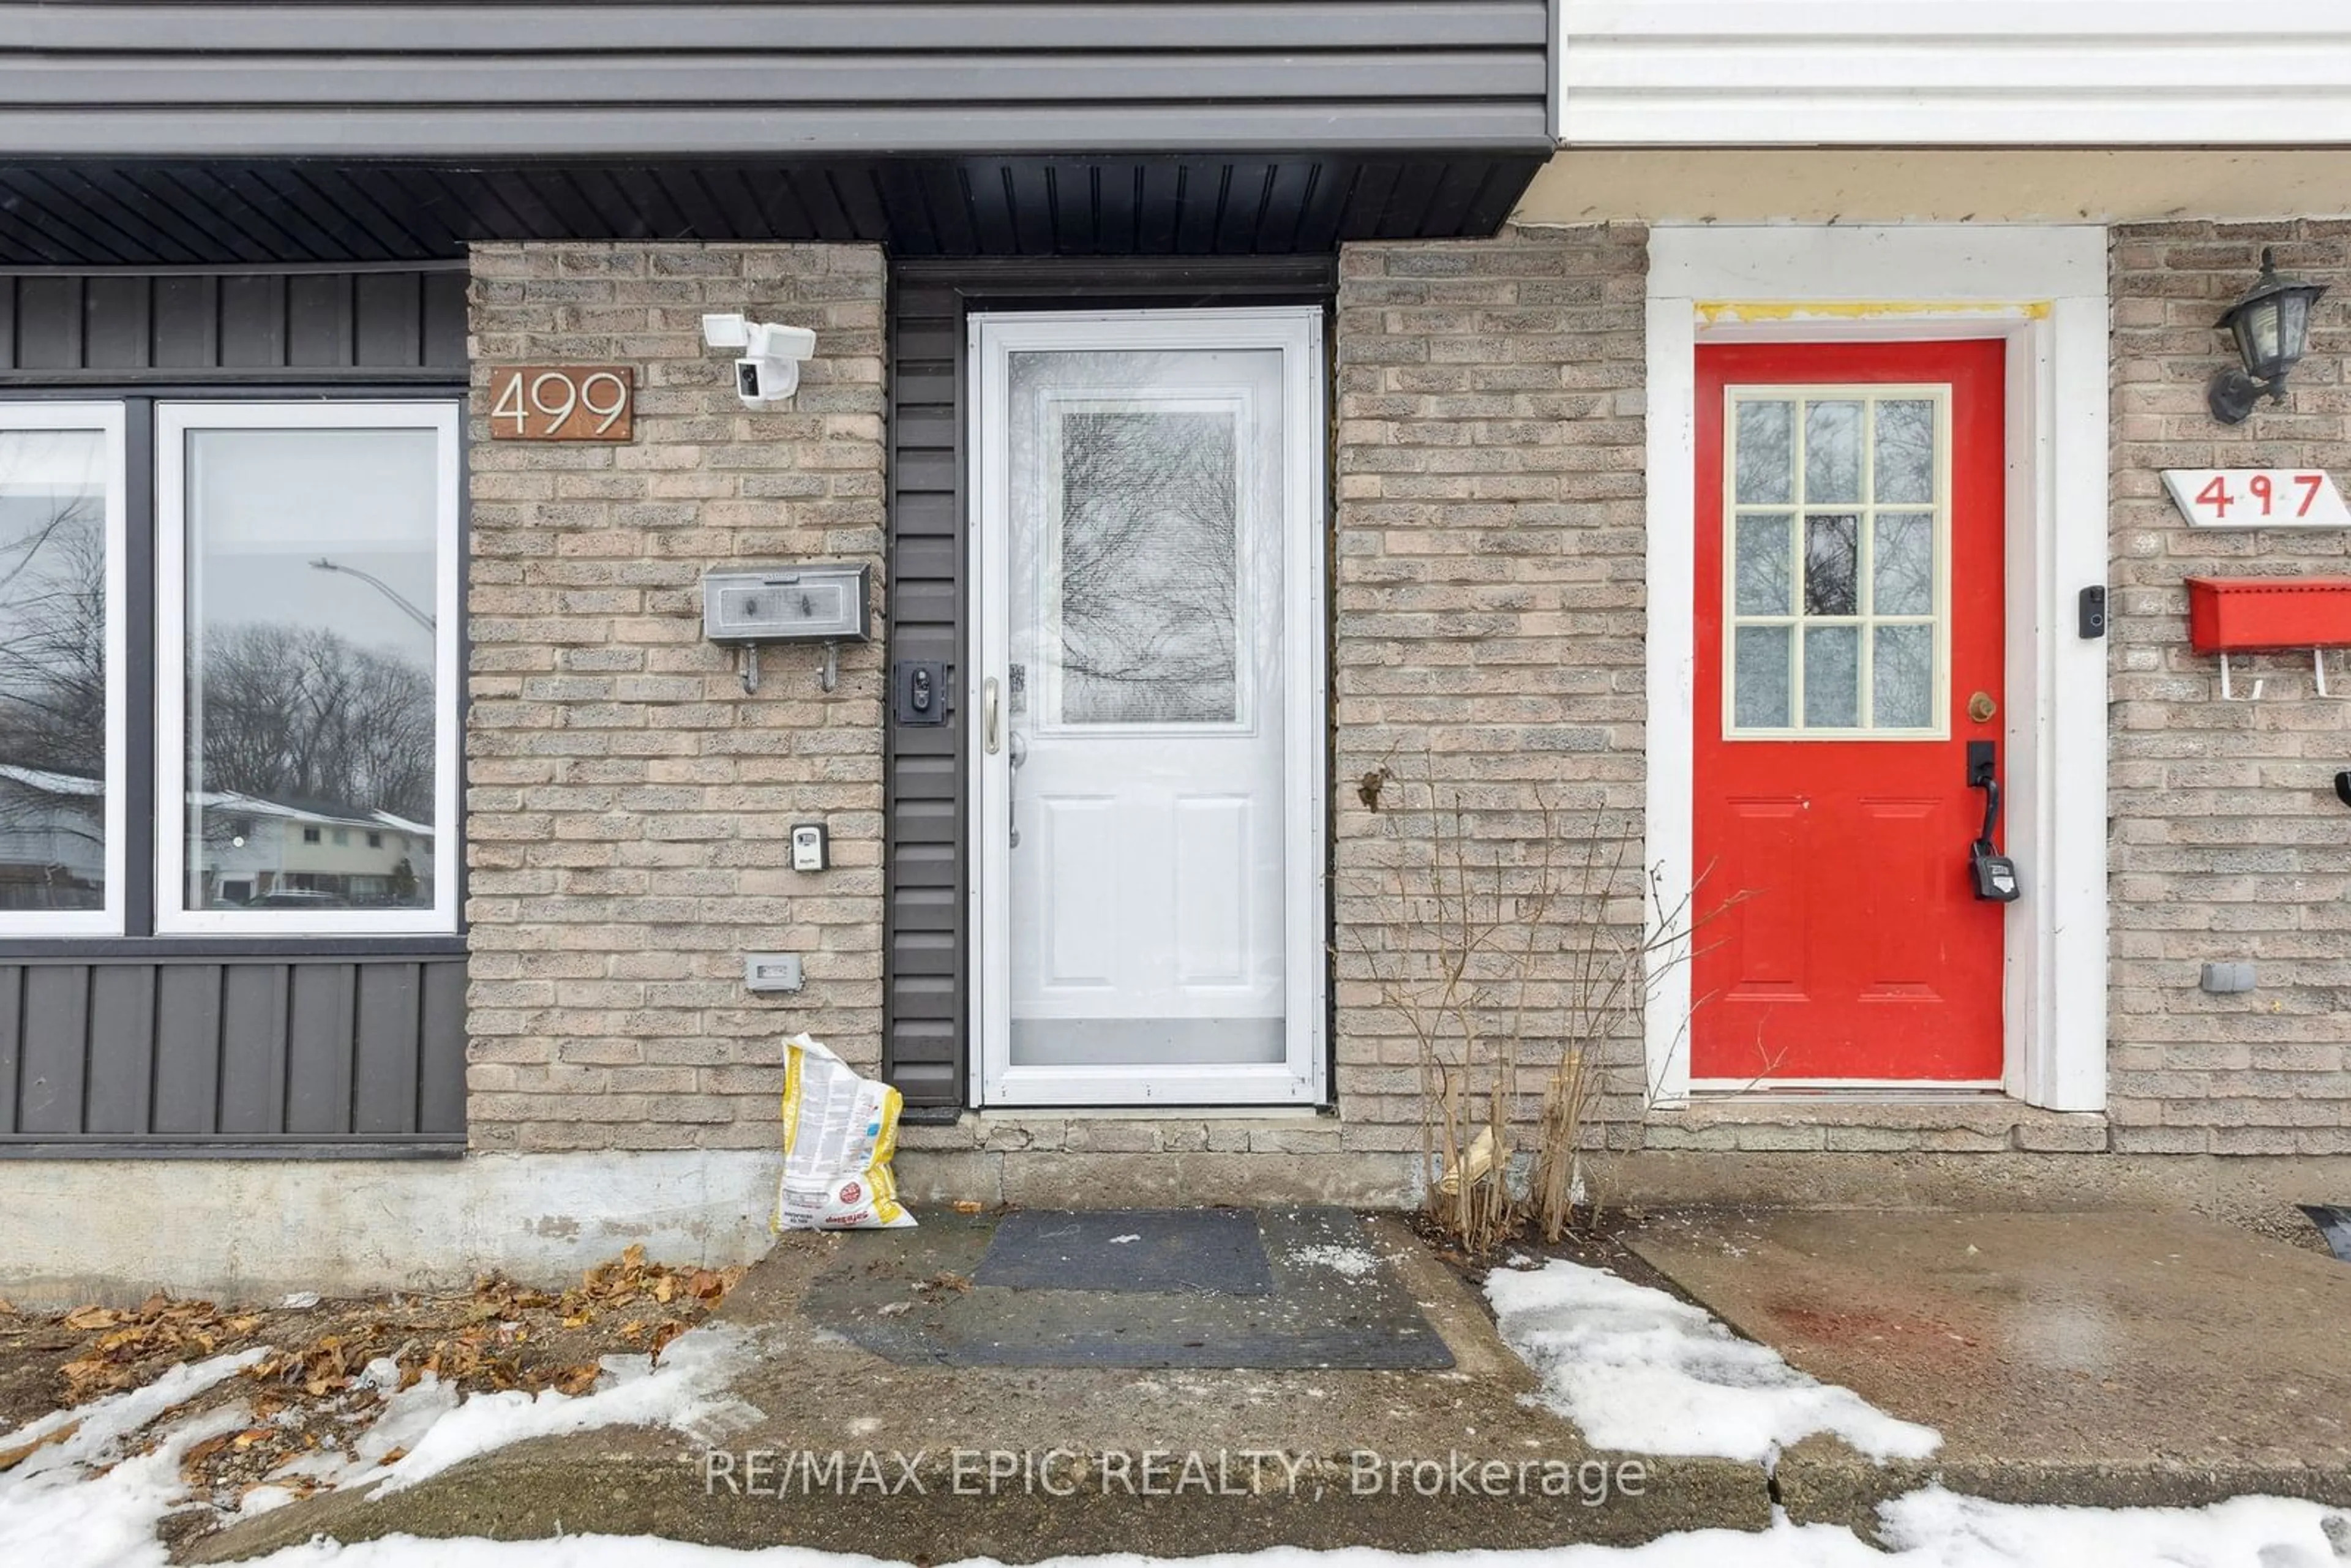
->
[2185,576,2351,654]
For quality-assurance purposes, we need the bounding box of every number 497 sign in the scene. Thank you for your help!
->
[2162,468,2350,528]
[487,364,633,441]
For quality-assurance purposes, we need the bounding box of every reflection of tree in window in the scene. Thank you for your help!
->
[1056,410,1239,724]
[0,434,107,910]
[1802,515,1859,616]
[192,623,434,907]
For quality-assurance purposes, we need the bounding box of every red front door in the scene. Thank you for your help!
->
[1692,340,2006,1083]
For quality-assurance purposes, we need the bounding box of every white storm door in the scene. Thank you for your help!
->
[972,309,1325,1108]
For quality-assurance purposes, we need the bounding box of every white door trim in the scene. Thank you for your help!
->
[967,307,1328,1109]
[1643,225,2109,1112]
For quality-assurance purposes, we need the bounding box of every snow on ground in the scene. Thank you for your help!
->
[6,1292,2350,1567]
[1285,1244,1381,1279]
[0,1347,266,1568]
[0,1326,757,1566]
[1484,1258,1941,1464]
[367,1321,757,1494]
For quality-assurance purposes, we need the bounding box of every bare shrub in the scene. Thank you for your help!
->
[1352,757,1722,1254]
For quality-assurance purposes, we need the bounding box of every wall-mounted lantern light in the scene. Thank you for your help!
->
[2209,247,2329,424]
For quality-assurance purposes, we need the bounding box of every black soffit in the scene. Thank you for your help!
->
[0,155,1545,268]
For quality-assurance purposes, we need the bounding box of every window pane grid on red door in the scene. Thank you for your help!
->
[1723,386,1950,740]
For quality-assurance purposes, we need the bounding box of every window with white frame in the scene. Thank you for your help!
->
[158,403,462,936]
[0,405,127,937]
[0,397,460,942]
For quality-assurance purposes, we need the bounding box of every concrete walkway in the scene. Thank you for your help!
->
[1628,1209,2351,1531]
[190,1207,2351,1562]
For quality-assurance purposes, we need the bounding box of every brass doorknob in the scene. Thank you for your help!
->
[1968,691,1998,723]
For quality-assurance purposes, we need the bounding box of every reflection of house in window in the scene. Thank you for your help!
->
[0,766,106,912]
[191,792,436,910]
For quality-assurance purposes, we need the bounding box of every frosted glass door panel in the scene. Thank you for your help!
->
[1004,345,1287,1069]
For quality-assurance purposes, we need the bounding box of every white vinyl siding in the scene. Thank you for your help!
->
[1558,3,2351,146]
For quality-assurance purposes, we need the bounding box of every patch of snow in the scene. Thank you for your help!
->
[1287,1244,1381,1280]
[1485,1258,1940,1464]
[231,1483,300,1518]
[1108,1234,1141,1245]
[1881,1487,2351,1568]
[366,1323,760,1495]
[358,1373,464,1467]
[0,1349,266,1568]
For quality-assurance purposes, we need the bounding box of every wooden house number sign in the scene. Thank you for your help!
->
[487,365,634,441]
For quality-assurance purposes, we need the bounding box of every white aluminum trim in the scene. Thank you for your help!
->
[0,401,128,939]
[967,307,1327,1111]
[154,400,463,938]
[1644,225,2108,1114]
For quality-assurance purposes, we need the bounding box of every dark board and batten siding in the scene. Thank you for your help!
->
[0,3,1551,156]
[0,268,468,380]
[881,258,1337,1116]
[0,960,467,1153]
[2,266,468,1153]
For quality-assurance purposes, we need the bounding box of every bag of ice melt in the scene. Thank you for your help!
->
[773,1032,915,1231]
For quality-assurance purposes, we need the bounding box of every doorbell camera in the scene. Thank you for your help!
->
[702,313,818,410]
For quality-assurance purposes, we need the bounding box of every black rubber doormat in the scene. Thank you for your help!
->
[801,1206,1455,1370]
[974,1208,1276,1295]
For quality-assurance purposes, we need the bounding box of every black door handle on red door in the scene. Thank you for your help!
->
[1966,740,2021,902]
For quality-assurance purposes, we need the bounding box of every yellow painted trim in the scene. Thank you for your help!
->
[1697,300,2052,325]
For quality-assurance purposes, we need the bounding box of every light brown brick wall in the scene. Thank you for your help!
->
[2109,219,2351,1157]
[1329,223,1653,1157]
[454,222,2351,1179]
[463,242,887,1152]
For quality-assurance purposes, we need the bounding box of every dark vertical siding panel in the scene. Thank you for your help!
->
[151,274,222,367]
[216,962,288,1133]
[882,272,969,1111]
[283,962,356,1134]
[15,276,85,368]
[218,273,287,366]
[0,269,463,377]
[151,963,223,1135]
[287,272,354,366]
[422,271,468,367]
[81,273,152,369]
[82,963,156,1133]
[352,961,421,1135]
[0,966,20,1134]
[354,271,421,366]
[0,958,462,1146]
[15,965,90,1133]
[416,958,467,1135]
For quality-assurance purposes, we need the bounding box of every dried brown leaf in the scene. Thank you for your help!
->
[0,1420,79,1473]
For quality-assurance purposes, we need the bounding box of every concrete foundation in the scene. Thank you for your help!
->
[0,1151,782,1308]
[6,1146,2345,1307]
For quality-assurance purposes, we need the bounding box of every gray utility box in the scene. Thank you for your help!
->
[703,563,871,645]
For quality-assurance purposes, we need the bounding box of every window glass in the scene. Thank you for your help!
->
[0,416,119,929]
[167,408,454,931]
[1725,389,1947,738]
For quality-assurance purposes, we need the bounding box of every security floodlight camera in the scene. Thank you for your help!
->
[701,313,818,410]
